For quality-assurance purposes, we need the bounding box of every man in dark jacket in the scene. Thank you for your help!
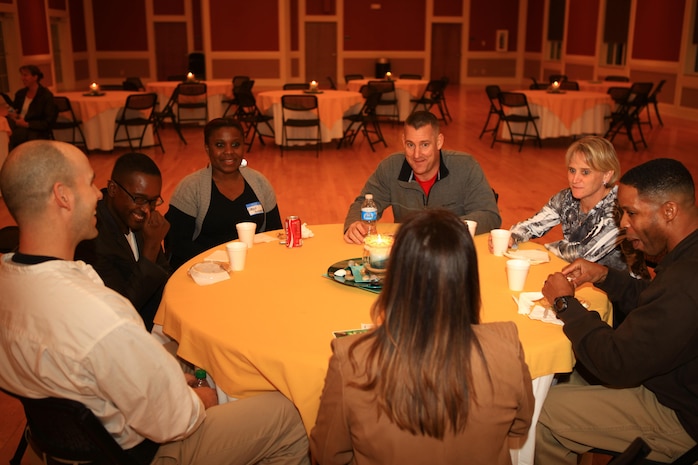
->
[76,152,170,330]
[536,158,698,463]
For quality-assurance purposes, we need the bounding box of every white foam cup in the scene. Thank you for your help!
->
[236,222,256,248]
[506,259,530,291]
[491,229,511,256]
[226,241,248,271]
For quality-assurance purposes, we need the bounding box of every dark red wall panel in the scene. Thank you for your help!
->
[344,0,426,51]
[48,0,67,9]
[17,0,50,55]
[307,0,335,15]
[209,0,279,51]
[525,0,544,52]
[566,0,599,56]
[469,0,519,51]
[93,0,147,51]
[154,0,184,15]
[434,0,462,16]
[68,0,87,52]
[632,0,684,61]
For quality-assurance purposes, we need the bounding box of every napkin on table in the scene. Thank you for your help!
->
[515,292,563,326]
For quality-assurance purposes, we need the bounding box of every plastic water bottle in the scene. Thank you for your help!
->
[361,194,378,236]
[194,369,209,388]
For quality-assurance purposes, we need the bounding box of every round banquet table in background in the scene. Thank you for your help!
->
[255,90,364,145]
[145,79,234,120]
[53,91,154,151]
[501,90,615,140]
[345,78,428,121]
[154,223,611,461]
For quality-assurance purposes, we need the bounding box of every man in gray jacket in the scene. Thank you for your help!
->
[343,111,501,244]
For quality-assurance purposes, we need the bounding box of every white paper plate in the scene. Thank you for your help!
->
[504,249,550,265]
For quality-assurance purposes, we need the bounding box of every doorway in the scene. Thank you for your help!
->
[154,22,189,81]
[305,22,337,87]
[431,23,461,83]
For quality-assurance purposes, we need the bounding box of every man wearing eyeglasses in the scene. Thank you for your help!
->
[76,152,170,330]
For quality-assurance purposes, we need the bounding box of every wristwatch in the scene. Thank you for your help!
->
[553,296,574,318]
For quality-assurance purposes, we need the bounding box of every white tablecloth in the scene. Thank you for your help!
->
[346,79,428,121]
[256,90,364,145]
[501,90,614,140]
[53,91,154,151]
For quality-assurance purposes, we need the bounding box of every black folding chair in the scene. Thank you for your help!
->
[280,94,322,157]
[222,76,252,118]
[367,80,399,123]
[605,82,653,151]
[409,79,449,124]
[52,96,89,153]
[479,85,503,140]
[337,85,387,152]
[153,85,187,145]
[113,93,163,152]
[231,82,275,152]
[176,82,208,125]
[494,92,542,151]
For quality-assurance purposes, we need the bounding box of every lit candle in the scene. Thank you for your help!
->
[89,82,99,93]
[385,71,392,80]
[310,80,318,91]
[552,81,560,91]
[364,234,394,270]
[186,72,195,82]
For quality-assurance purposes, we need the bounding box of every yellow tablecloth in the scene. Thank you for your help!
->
[154,224,610,431]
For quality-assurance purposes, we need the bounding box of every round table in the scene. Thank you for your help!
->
[256,90,364,145]
[154,224,611,433]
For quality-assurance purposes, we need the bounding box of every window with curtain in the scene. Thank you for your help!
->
[602,0,631,66]
[547,0,565,60]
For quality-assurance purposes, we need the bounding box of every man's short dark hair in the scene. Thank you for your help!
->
[405,111,439,133]
[111,152,161,182]
[620,158,695,204]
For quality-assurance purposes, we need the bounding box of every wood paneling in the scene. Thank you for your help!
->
[469,0,519,52]
[209,0,279,51]
[525,0,545,53]
[68,0,87,52]
[96,58,150,78]
[93,0,148,51]
[343,0,426,51]
[467,58,517,77]
[17,0,50,55]
[632,0,685,61]
[434,0,462,16]
[566,0,599,56]
[307,0,335,15]
[154,0,184,15]
[211,59,281,79]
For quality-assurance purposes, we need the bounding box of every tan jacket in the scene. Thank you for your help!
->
[310,321,534,465]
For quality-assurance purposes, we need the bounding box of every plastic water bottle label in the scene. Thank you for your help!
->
[361,208,378,222]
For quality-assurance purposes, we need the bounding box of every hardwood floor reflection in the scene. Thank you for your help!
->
[1,84,694,464]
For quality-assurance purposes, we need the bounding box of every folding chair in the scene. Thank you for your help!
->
[176,82,208,126]
[283,83,310,90]
[399,74,422,79]
[122,77,145,91]
[604,75,631,82]
[2,388,143,465]
[368,80,399,123]
[327,76,338,90]
[113,93,163,152]
[153,85,187,145]
[644,79,666,128]
[231,82,275,152]
[409,79,449,124]
[344,74,364,83]
[494,92,542,151]
[337,85,387,152]
[52,96,89,153]
[222,76,251,118]
[605,82,653,151]
[280,94,322,157]
[559,81,580,91]
[479,85,503,140]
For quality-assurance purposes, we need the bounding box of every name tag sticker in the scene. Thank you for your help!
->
[246,202,263,216]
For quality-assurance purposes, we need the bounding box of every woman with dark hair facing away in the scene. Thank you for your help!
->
[165,118,282,269]
[311,209,534,465]
[6,65,57,149]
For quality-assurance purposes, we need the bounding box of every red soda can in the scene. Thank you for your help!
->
[285,216,303,248]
